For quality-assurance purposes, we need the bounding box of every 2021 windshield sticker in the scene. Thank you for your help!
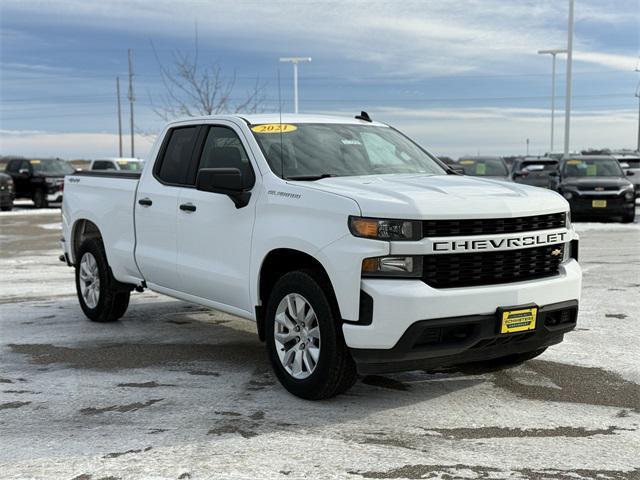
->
[251,124,298,133]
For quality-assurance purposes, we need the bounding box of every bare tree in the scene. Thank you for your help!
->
[151,31,267,120]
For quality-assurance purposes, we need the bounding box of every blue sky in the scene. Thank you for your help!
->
[1,0,638,159]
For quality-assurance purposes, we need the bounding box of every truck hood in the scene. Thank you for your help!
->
[300,174,568,219]
[561,177,632,189]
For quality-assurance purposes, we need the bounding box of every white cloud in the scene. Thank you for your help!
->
[1,107,635,160]
[573,52,639,71]
[0,131,156,160]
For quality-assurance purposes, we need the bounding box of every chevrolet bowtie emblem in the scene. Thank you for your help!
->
[551,248,562,257]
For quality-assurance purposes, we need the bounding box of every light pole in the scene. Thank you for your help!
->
[279,57,312,113]
[538,49,567,153]
[635,83,640,152]
[563,0,575,155]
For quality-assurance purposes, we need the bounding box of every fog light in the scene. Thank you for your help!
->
[362,256,423,278]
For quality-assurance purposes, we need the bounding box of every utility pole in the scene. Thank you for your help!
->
[563,0,575,155]
[279,57,312,113]
[116,77,123,157]
[538,49,567,153]
[127,49,135,157]
[636,84,640,152]
[526,138,530,156]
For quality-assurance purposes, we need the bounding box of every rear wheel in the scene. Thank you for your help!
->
[33,189,48,208]
[265,270,357,400]
[0,204,12,211]
[75,238,130,322]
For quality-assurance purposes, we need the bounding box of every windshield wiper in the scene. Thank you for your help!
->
[285,174,337,181]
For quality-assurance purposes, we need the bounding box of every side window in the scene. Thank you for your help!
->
[20,160,32,173]
[6,161,18,173]
[197,126,255,187]
[92,161,113,170]
[156,126,198,185]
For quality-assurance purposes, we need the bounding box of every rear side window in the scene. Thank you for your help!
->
[157,127,198,185]
[93,161,114,170]
[196,126,255,187]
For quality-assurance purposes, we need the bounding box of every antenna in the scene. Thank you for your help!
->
[278,68,284,179]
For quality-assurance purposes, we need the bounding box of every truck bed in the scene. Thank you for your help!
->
[62,170,142,285]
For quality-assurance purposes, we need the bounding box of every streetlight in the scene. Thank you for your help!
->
[538,49,567,153]
[279,57,312,114]
[563,0,575,155]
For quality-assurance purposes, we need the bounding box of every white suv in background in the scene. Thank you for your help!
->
[89,157,145,172]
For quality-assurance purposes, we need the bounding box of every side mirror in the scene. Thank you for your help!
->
[449,165,465,174]
[18,168,30,175]
[196,168,251,208]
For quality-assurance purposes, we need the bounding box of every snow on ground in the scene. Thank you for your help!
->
[0,207,638,479]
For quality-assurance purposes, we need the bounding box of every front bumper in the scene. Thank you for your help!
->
[350,300,577,374]
[47,190,63,203]
[343,259,581,350]
[567,195,635,217]
[0,191,14,206]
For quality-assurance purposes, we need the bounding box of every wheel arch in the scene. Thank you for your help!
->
[71,218,103,264]
[255,248,341,342]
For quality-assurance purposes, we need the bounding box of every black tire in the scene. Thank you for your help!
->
[622,210,635,223]
[477,347,547,368]
[265,270,357,400]
[75,238,130,323]
[0,205,12,212]
[33,189,48,209]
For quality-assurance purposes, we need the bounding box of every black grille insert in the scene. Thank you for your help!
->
[423,213,565,237]
[423,244,564,288]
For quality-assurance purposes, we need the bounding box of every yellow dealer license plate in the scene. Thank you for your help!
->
[499,307,537,334]
[592,199,607,208]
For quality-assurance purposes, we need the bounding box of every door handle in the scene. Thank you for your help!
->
[138,198,152,207]
[179,203,197,212]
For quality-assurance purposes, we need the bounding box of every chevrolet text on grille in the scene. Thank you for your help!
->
[432,231,567,252]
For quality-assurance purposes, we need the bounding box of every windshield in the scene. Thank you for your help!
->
[31,159,75,175]
[117,161,144,171]
[618,158,640,169]
[251,123,446,179]
[521,161,558,172]
[457,157,508,176]
[562,158,624,177]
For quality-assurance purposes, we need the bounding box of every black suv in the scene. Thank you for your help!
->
[5,158,75,208]
[0,172,15,211]
[552,156,635,223]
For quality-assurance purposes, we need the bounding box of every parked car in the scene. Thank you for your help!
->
[0,172,15,211]
[5,158,75,208]
[61,114,581,399]
[89,158,145,172]
[511,157,559,188]
[613,154,640,198]
[456,156,511,181]
[552,156,635,222]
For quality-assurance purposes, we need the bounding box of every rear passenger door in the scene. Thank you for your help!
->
[135,125,200,291]
[175,123,257,313]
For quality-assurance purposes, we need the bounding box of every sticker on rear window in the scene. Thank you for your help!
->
[30,160,41,164]
[459,160,474,165]
[586,165,597,176]
[566,159,581,165]
[251,124,297,134]
[476,163,486,175]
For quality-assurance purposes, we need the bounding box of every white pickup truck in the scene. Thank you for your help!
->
[61,113,582,399]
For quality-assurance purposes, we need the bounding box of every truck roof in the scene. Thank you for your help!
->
[167,113,389,128]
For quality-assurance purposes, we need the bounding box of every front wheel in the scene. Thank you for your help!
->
[75,238,130,322]
[33,189,49,208]
[622,210,636,223]
[265,270,357,400]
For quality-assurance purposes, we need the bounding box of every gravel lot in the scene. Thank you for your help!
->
[1,203,639,480]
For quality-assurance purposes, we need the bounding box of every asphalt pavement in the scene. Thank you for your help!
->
[0,203,639,480]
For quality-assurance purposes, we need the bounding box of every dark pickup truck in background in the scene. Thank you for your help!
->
[4,158,75,208]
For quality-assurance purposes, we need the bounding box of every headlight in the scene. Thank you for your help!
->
[349,216,422,241]
[362,256,423,278]
[623,188,635,201]
[562,191,573,200]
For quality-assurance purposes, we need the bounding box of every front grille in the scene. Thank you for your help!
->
[423,244,564,288]
[577,185,619,191]
[422,213,565,237]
